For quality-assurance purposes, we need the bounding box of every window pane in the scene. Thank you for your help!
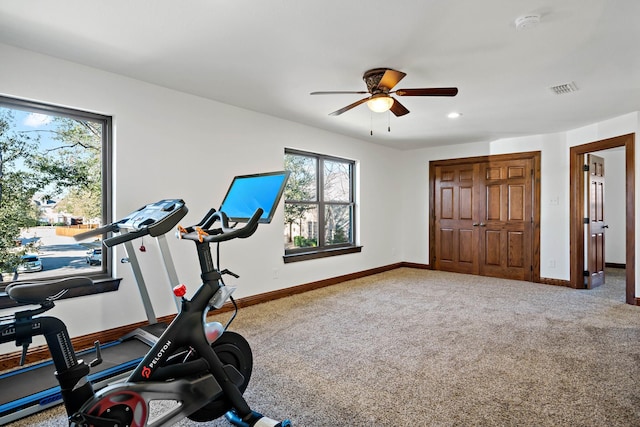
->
[0,105,106,281]
[324,205,352,245]
[284,204,319,249]
[284,153,317,201]
[323,160,350,202]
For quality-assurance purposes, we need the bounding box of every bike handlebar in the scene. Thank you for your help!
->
[177,208,263,243]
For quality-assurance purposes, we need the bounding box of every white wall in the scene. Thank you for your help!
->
[593,149,625,265]
[399,112,639,291]
[0,43,404,344]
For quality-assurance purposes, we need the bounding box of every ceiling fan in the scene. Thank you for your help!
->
[311,68,458,117]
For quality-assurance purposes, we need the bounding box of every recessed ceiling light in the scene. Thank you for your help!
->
[447,112,461,119]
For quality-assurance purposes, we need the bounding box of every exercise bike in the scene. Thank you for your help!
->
[1,173,292,426]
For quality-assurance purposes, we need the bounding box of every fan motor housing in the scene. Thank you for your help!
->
[363,68,392,93]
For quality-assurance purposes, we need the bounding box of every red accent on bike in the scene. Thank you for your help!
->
[87,390,148,427]
[173,283,187,297]
[141,366,151,379]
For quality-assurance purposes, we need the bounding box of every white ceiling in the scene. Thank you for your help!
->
[0,0,639,150]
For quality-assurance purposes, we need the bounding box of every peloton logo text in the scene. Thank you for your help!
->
[142,340,172,378]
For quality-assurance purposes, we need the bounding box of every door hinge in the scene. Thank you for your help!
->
[583,217,589,224]
[583,164,590,172]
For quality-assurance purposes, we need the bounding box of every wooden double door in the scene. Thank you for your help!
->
[431,152,540,281]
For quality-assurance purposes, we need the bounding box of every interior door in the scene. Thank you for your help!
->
[586,154,606,288]
[434,164,479,275]
[478,159,533,281]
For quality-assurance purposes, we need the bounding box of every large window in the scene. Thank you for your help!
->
[0,96,112,288]
[284,149,360,262]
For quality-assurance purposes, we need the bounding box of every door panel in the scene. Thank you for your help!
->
[459,229,475,263]
[441,187,454,219]
[478,159,533,280]
[508,185,525,221]
[439,228,454,261]
[434,164,479,274]
[507,231,524,268]
[485,230,501,265]
[460,187,473,219]
[486,166,502,180]
[508,166,525,179]
[586,154,606,288]
[486,185,501,220]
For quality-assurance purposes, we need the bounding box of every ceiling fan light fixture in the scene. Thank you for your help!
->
[367,94,394,113]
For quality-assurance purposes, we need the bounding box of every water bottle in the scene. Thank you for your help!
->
[204,321,225,343]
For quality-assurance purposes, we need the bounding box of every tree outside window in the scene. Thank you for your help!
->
[0,97,111,284]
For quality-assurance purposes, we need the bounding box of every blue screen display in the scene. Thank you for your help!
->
[219,171,290,223]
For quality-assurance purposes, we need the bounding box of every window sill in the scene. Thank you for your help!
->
[283,246,362,263]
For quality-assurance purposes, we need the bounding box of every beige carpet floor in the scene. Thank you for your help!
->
[6,268,640,426]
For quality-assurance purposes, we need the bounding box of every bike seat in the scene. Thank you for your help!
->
[6,276,94,305]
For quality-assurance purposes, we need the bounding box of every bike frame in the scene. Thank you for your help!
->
[72,267,252,426]
[1,236,253,426]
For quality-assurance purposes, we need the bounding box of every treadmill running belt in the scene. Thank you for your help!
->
[0,338,150,418]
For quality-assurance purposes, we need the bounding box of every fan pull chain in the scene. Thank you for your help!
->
[370,111,373,136]
[388,110,391,132]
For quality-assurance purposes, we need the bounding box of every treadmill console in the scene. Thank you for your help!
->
[115,199,188,237]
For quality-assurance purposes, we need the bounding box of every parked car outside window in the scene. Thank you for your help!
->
[86,248,102,266]
[17,254,43,273]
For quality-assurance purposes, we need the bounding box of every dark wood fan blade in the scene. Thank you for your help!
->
[394,87,458,97]
[390,98,410,117]
[329,97,370,116]
[311,91,369,95]
[377,69,406,90]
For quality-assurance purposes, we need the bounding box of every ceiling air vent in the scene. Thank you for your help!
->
[550,82,578,95]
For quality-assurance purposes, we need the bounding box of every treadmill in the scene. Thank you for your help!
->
[0,199,187,423]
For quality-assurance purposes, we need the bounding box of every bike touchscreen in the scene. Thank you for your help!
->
[219,171,289,224]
